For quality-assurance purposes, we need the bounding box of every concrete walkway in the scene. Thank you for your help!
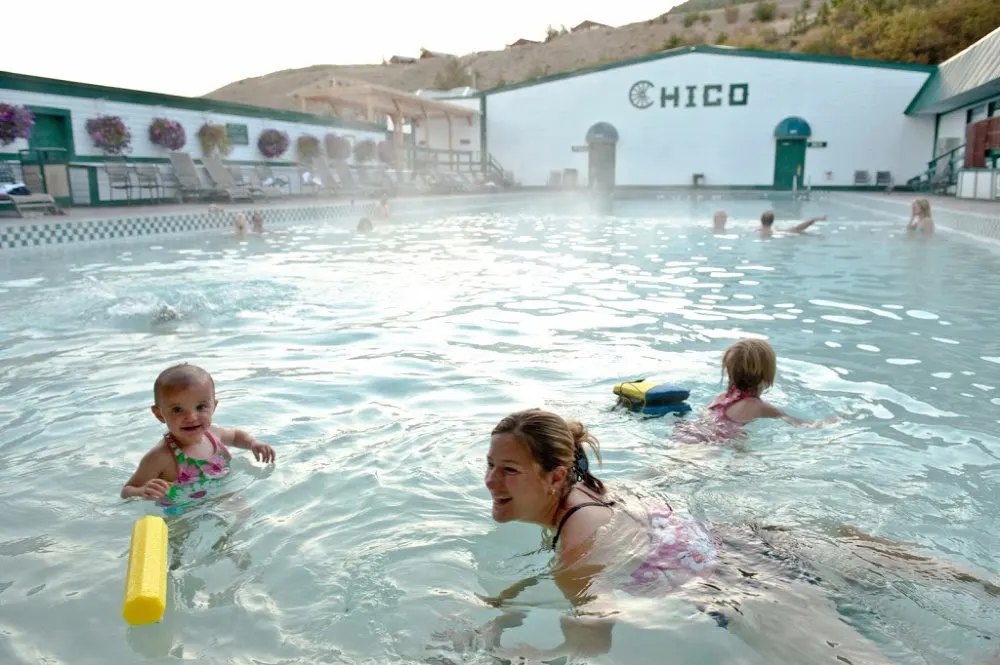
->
[831,192,1000,242]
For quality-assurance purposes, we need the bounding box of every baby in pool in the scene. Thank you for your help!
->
[121,363,276,509]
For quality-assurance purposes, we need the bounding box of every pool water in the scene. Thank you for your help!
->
[0,194,998,665]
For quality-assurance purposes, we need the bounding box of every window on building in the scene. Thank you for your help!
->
[989,101,998,117]
[459,139,471,145]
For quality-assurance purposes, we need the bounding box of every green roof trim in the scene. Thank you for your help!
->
[480,45,935,97]
[0,70,387,134]
[905,26,1000,115]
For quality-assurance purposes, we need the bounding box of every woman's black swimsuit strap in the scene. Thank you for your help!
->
[552,497,615,549]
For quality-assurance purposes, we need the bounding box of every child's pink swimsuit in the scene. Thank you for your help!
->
[156,431,232,513]
[674,387,756,443]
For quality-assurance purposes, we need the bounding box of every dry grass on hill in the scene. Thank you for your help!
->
[205,0,804,116]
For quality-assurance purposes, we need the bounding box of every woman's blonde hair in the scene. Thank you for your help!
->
[721,338,776,393]
[913,198,932,218]
[491,408,604,499]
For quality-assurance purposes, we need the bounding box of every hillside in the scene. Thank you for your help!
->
[206,0,1000,117]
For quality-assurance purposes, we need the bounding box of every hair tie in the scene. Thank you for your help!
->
[573,448,589,481]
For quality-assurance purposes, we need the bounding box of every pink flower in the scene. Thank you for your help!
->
[189,490,207,499]
[175,461,199,485]
[203,455,228,478]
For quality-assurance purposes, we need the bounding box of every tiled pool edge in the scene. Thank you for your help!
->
[832,193,1000,244]
[0,201,378,251]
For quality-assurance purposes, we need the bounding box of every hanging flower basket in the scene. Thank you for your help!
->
[197,122,231,157]
[324,133,351,160]
[149,118,186,151]
[85,115,132,155]
[0,103,34,146]
[376,139,395,164]
[353,138,376,163]
[258,129,290,159]
[297,134,321,161]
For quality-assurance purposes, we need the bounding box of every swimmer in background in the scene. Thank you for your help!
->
[373,195,390,219]
[755,210,827,237]
[251,213,264,233]
[121,363,276,510]
[233,213,247,235]
[357,217,374,233]
[712,210,728,233]
[906,198,935,236]
[673,338,836,443]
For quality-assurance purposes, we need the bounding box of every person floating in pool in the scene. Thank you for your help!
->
[233,212,248,235]
[475,408,999,664]
[121,363,276,511]
[357,217,374,233]
[673,338,836,443]
[756,210,827,237]
[906,198,935,236]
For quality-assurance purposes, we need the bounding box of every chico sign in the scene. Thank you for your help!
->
[629,80,750,109]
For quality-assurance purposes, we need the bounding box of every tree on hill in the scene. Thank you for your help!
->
[432,58,473,90]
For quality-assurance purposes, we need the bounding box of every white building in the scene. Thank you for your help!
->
[481,45,937,189]
[0,70,387,206]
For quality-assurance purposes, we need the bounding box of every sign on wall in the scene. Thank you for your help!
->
[226,123,250,146]
[628,80,750,109]
[807,141,828,148]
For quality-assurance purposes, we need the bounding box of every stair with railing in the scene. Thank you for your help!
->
[907,144,964,195]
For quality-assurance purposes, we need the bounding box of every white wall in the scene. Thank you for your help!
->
[415,98,481,152]
[0,88,386,162]
[485,52,934,187]
[937,93,1000,156]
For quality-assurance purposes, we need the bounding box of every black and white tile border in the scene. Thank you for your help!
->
[0,202,374,251]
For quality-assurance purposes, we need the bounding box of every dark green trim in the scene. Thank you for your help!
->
[903,72,939,115]
[87,167,100,206]
[907,84,1000,116]
[26,105,75,160]
[0,70,387,133]
[479,45,936,98]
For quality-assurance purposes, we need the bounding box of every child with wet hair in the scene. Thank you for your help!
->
[675,339,835,442]
[121,363,276,510]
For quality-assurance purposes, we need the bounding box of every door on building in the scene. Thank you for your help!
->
[24,110,73,203]
[585,122,619,192]
[772,116,812,190]
[773,139,806,190]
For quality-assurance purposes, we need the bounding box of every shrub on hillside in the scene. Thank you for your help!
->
[725,5,740,23]
[683,12,698,27]
[753,1,777,22]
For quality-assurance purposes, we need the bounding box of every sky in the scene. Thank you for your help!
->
[3,0,682,98]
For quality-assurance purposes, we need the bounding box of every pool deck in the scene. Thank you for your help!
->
[831,191,1000,242]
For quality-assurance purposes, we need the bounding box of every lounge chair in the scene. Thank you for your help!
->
[167,152,217,201]
[200,154,258,202]
[0,191,64,217]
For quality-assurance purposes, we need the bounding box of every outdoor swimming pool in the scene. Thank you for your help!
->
[0,193,997,665]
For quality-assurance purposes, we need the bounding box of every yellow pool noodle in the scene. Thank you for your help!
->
[122,515,168,626]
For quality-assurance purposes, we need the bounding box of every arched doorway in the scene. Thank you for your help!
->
[586,122,619,192]
[773,116,811,190]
